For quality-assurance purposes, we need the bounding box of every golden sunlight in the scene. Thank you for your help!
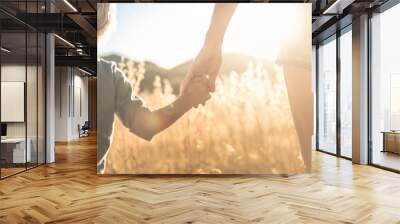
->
[101,4,310,67]
[224,4,307,61]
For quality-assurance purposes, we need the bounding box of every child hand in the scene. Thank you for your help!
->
[180,75,211,109]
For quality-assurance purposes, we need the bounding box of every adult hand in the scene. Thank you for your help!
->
[181,45,222,93]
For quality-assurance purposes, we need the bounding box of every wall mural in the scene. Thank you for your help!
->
[97,3,313,174]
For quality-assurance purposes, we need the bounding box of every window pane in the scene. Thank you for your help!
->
[38,32,45,165]
[27,31,38,169]
[318,37,337,154]
[371,3,400,171]
[312,45,317,150]
[340,29,352,158]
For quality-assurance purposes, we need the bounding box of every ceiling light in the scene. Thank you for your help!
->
[323,0,354,15]
[1,47,11,53]
[78,67,92,76]
[54,34,75,48]
[76,48,84,55]
[63,0,78,12]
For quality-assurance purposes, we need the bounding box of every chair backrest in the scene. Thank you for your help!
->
[82,121,90,129]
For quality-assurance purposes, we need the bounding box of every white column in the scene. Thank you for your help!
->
[45,0,56,163]
[46,32,55,163]
[352,14,369,164]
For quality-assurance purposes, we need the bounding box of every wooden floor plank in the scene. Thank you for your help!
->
[0,135,400,223]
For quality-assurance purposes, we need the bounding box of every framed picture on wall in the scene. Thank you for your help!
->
[97,3,313,175]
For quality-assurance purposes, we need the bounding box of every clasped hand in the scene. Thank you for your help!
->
[180,45,222,108]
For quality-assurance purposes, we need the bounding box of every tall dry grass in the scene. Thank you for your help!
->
[105,57,305,174]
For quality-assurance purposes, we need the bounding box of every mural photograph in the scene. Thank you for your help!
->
[97,3,313,174]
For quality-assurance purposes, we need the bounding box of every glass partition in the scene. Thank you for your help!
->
[38,32,45,165]
[0,1,46,179]
[1,30,28,177]
[317,36,337,154]
[27,31,38,169]
[26,0,44,169]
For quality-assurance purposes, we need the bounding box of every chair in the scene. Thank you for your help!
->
[78,121,90,138]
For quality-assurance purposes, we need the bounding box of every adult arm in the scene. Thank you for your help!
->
[205,3,238,49]
[181,3,237,92]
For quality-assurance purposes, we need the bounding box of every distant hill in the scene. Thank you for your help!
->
[100,53,273,94]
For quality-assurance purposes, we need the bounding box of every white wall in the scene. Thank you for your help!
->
[71,73,89,138]
[55,67,69,141]
[1,65,33,138]
[55,67,89,141]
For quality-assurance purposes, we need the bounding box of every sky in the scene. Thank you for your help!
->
[98,3,308,69]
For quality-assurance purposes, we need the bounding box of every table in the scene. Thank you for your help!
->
[381,131,400,154]
[1,138,31,164]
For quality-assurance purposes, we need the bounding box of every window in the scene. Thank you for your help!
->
[390,74,400,130]
[317,36,337,154]
[339,28,352,158]
[371,3,400,171]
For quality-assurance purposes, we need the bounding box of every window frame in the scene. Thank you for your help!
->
[315,24,353,160]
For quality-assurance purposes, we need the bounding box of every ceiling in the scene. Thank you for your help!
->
[0,0,97,74]
[311,0,390,43]
[0,0,394,75]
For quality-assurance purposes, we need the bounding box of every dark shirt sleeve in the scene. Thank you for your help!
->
[110,62,154,140]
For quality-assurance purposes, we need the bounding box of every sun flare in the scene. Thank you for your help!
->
[100,3,309,68]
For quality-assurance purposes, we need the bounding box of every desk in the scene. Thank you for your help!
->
[382,131,400,154]
[1,138,31,163]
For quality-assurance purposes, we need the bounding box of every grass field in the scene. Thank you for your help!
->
[104,58,305,174]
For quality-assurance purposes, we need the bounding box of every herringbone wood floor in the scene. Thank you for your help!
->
[1,135,400,224]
